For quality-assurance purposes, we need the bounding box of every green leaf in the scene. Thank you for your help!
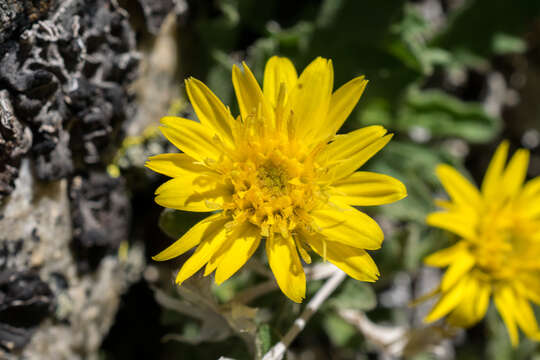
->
[388,4,452,76]
[357,98,393,128]
[485,306,539,360]
[403,224,446,271]
[492,33,527,55]
[432,0,540,58]
[322,313,357,347]
[359,86,500,144]
[366,141,459,223]
[256,324,272,355]
[328,280,377,311]
[280,0,419,110]
[397,87,501,143]
[211,271,251,303]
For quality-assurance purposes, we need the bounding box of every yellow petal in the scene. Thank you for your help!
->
[214,224,261,284]
[481,141,509,200]
[424,242,469,267]
[266,235,306,303]
[494,285,520,346]
[295,237,312,264]
[175,222,230,285]
[154,173,232,212]
[263,56,297,107]
[436,164,482,209]
[320,125,386,163]
[514,294,540,341]
[519,177,540,218]
[446,276,481,327]
[232,62,274,125]
[289,57,334,143]
[426,211,477,240]
[330,171,407,206]
[446,276,491,328]
[502,148,530,198]
[520,176,540,200]
[153,214,227,261]
[523,201,540,220]
[185,77,235,144]
[311,202,383,250]
[475,280,492,323]
[303,231,379,281]
[440,251,475,291]
[424,277,468,323]
[145,153,213,178]
[320,127,392,181]
[160,117,222,162]
[434,199,454,210]
[323,76,368,139]
[516,273,540,305]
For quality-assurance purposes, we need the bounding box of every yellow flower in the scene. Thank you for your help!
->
[424,141,540,345]
[146,56,407,302]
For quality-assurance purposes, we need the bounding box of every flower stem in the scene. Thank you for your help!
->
[262,269,347,360]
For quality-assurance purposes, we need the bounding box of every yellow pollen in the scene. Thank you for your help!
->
[471,203,538,280]
[257,162,288,196]
[219,123,326,238]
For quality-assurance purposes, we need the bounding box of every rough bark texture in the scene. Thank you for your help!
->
[0,161,145,359]
[0,0,178,358]
[0,0,139,186]
[0,90,32,197]
[0,0,57,44]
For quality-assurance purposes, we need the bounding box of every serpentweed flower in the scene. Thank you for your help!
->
[424,141,540,345]
[146,56,406,302]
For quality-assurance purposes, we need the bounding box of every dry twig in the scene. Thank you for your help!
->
[261,269,346,360]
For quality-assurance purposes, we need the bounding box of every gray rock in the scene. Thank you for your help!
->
[69,171,131,273]
[0,161,144,359]
[0,0,139,191]
[0,0,180,357]
[0,91,32,199]
[0,0,57,43]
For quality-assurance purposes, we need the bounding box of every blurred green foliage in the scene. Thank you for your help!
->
[153,0,540,358]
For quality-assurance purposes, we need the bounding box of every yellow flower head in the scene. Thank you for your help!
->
[146,56,406,302]
[424,141,540,345]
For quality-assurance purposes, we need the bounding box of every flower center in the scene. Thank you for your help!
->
[220,136,326,238]
[257,162,288,196]
[471,204,539,280]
